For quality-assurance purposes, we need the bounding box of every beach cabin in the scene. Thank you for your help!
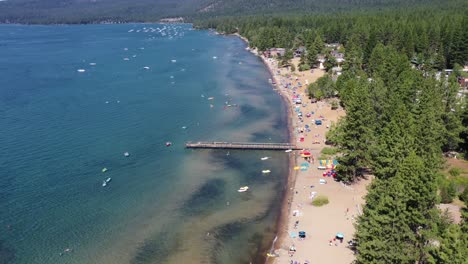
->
[317,55,326,69]
[331,51,345,64]
[294,46,306,58]
[325,43,340,49]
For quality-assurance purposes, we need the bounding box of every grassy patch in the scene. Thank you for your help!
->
[312,195,329,207]
[321,147,339,156]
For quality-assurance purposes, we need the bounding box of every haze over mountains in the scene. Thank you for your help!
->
[0,0,459,24]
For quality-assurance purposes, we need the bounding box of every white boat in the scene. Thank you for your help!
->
[89,63,96,66]
[285,149,292,153]
[171,59,177,63]
[238,186,249,192]
[77,69,85,73]
[106,177,112,183]
[102,181,107,187]
[262,170,271,174]
[213,56,217,59]
[260,157,269,161]
[124,152,130,157]
[143,66,150,70]
[123,58,130,61]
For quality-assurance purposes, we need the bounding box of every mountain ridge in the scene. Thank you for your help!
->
[0,0,461,24]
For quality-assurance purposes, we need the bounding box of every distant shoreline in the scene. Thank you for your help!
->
[0,21,191,26]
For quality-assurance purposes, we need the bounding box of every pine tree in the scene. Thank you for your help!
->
[441,76,464,152]
[334,78,375,182]
[355,178,418,263]
[356,153,438,263]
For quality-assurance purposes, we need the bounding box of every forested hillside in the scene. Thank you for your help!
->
[0,0,208,24]
[0,0,463,24]
[195,5,467,69]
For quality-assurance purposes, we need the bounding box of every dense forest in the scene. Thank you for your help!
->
[195,3,468,263]
[195,6,467,69]
[0,0,465,24]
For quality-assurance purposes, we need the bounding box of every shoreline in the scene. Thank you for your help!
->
[233,32,300,264]
[233,32,370,264]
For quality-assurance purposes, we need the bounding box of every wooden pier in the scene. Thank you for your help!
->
[185,141,300,150]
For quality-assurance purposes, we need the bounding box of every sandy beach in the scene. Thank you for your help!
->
[255,54,371,264]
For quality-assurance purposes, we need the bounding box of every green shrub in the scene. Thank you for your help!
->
[290,64,296,72]
[312,195,329,206]
[459,187,468,205]
[448,167,462,177]
[299,64,311,71]
[440,181,457,203]
[331,101,339,110]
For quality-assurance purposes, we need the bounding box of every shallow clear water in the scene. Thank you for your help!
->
[0,24,289,264]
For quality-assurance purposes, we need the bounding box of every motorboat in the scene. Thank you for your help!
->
[102,177,112,187]
[260,157,269,161]
[166,142,172,147]
[102,168,108,173]
[285,149,293,153]
[238,186,249,192]
[124,152,130,157]
[77,69,85,73]
[262,170,271,174]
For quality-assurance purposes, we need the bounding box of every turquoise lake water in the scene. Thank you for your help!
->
[0,24,289,264]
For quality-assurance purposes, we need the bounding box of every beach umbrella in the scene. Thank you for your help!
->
[336,233,344,239]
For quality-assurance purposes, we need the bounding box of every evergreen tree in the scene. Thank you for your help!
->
[334,78,375,182]
[356,153,438,263]
[441,76,464,152]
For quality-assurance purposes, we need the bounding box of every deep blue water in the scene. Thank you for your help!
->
[0,24,289,264]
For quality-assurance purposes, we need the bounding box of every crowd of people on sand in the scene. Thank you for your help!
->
[255,53,365,264]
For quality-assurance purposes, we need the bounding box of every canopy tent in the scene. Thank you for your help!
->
[298,231,306,238]
[336,233,344,239]
[319,160,339,167]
